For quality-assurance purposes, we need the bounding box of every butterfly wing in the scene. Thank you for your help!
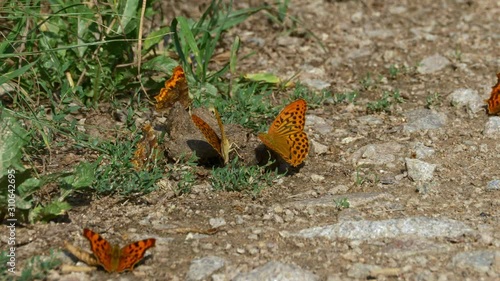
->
[131,123,159,170]
[259,131,309,167]
[268,99,307,136]
[191,114,223,158]
[286,131,309,167]
[486,72,500,115]
[258,132,292,162]
[83,228,115,272]
[116,238,156,272]
[212,108,230,164]
[64,240,100,267]
[154,66,191,110]
[259,99,309,167]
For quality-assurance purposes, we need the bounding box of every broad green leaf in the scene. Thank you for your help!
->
[244,73,281,84]
[62,161,95,188]
[0,110,30,176]
[143,27,171,52]
[29,201,71,223]
[17,178,41,199]
[141,56,178,73]
[117,0,139,34]
[244,72,296,88]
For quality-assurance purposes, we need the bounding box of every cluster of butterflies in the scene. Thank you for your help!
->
[69,70,500,274]
[106,65,309,274]
[133,65,310,169]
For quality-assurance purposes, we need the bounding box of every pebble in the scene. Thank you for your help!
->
[417,53,451,74]
[347,263,381,279]
[483,116,500,136]
[412,142,436,159]
[405,158,436,182]
[350,142,403,166]
[186,256,226,281]
[486,179,500,191]
[233,261,319,281]
[403,109,447,133]
[447,88,484,113]
[209,217,227,228]
[287,217,472,240]
[310,174,325,183]
[311,139,328,155]
[450,250,499,273]
[306,115,333,135]
[302,78,331,90]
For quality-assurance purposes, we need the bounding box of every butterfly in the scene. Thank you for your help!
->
[191,108,230,164]
[83,228,156,273]
[154,65,191,110]
[258,99,309,167]
[485,72,500,115]
[131,123,160,170]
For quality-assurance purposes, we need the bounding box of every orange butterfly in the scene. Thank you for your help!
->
[131,123,160,170]
[191,108,230,164]
[83,228,156,273]
[485,72,500,115]
[154,65,191,110]
[258,99,309,167]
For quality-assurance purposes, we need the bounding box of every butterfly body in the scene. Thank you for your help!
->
[485,73,500,115]
[83,228,156,272]
[258,99,309,167]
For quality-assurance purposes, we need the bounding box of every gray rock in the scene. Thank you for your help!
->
[311,139,328,155]
[350,142,403,167]
[186,256,226,281]
[381,237,451,257]
[233,261,319,281]
[403,109,447,133]
[483,116,500,136]
[347,263,381,279]
[448,88,484,113]
[417,54,451,74]
[486,179,500,191]
[364,29,394,39]
[412,142,435,159]
[405,158,436,182]
[287,192,393,209]
[450,250,500,273]
[306,115,333,135]
[49,272,91,281]
[287,217,472,240]
[209,217,227,228]
[302,78,331,90]
[357,115,383,125]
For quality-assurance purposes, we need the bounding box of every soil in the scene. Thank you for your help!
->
[4,0,500,280]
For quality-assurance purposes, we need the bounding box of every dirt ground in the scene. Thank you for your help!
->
[4,0,500,280]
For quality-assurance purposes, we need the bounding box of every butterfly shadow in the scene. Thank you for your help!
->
[254,144,305,175]
[186,139,225,167]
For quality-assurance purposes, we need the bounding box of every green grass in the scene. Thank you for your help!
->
[366,89,404,113]
[334,197,350,209]
[388,64,400,79]
[426,92,442,108]
[331,91,358,104]
[0,250,61,281]
[210,158,280,195]
[0,0,326,223]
